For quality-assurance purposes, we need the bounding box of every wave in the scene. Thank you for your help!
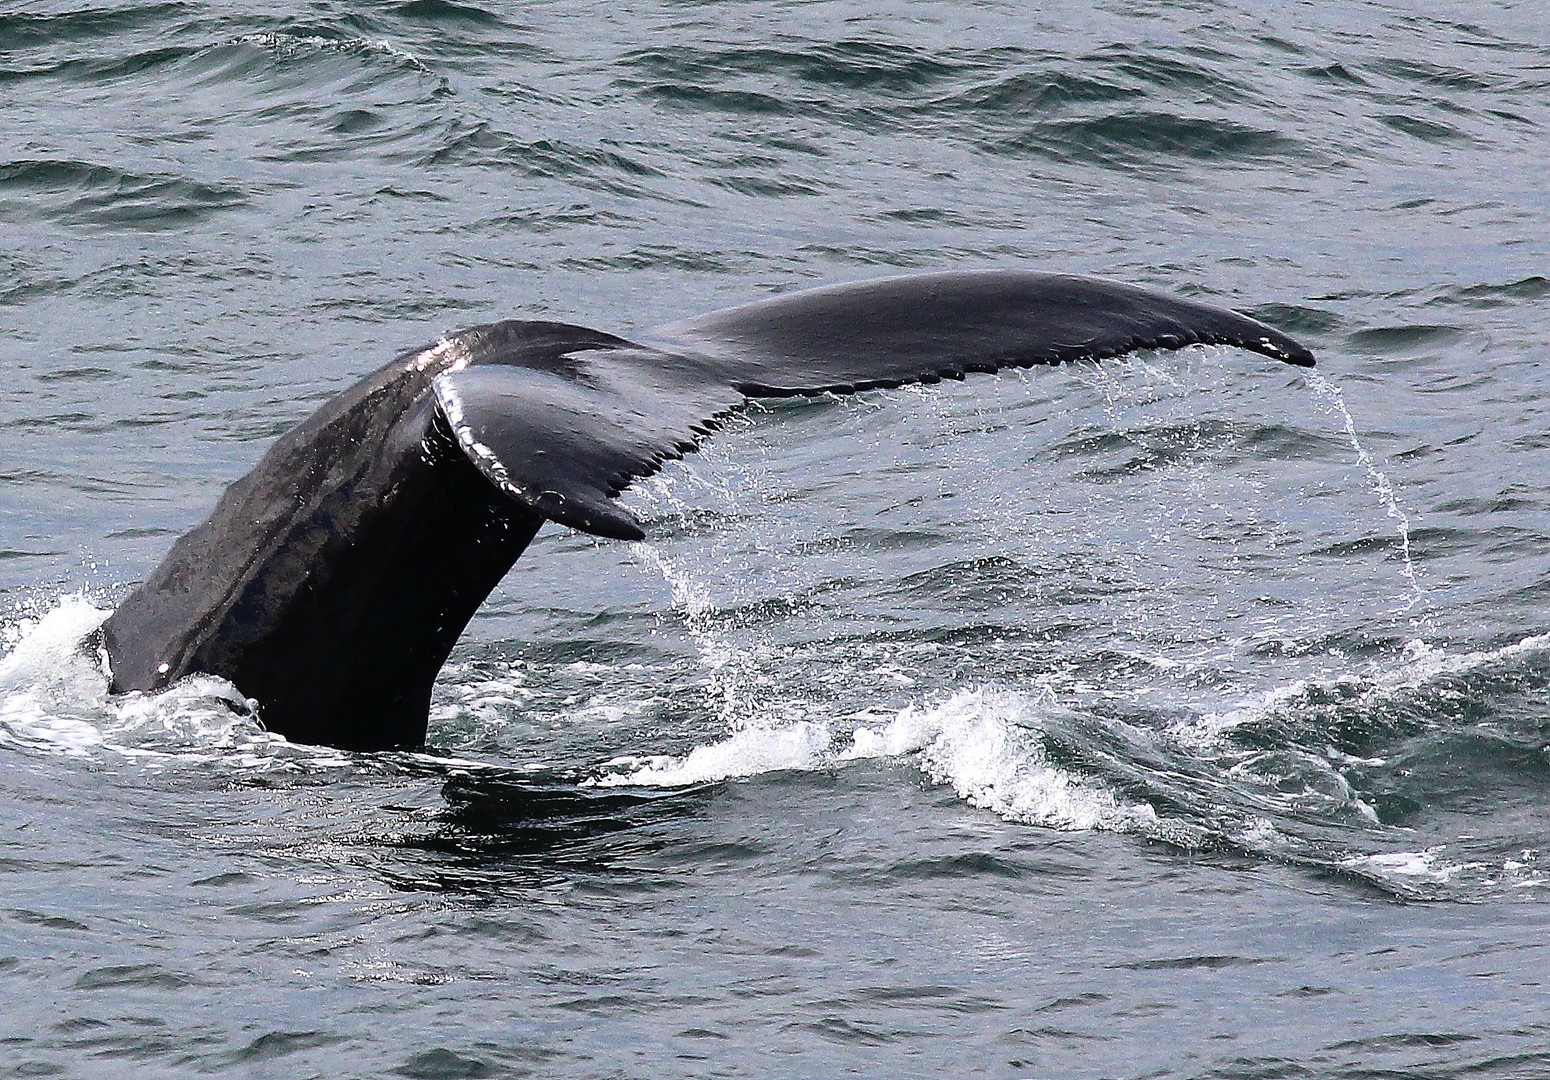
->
[588,628,1550,900]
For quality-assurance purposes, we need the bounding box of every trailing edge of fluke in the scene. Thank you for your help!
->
[92,269,1315,750]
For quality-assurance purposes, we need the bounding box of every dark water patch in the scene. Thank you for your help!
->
[436,773,714,856]
[796,1015,898,1047]
[451,203,634,236]
[555,245,739,274]
[1245,302,1343,335]
[1507,432,1550,457]
[234,1030,348,1064]
[1345,323,1466,355]
[1225,682,1432,759]
[1368,57,1509,94]
[1278,986,1340,1001]
[0,466,63,487]
[34,367,119,384]
[0,2,189,48]
[1196,1056,1315,1079]
[1430,276,1550,309]
[874,206,980,226]
[373,185,451,203]
[1255,33,1308,57]
[789,242,946,267]
[624,41,960,95]
[1325,1031,1481,1052]
[225,898,323,924]
[329,107,387,135]
[1302,61,1368,85]
[936,47,1270,138]
[827,526,947,555]
[679,1025,730,1039]
[421,127,664,194]
[471,625,665,667]
[1054,418,1303,480]
[944,70,1141,113]
[986,112,1302,171]
[0,44,200,87]
[1433,490,1547,517]
[1048,427,1161,461]
[1238,422,1350,458]
[0,159,248,229]
[1247,627,1415,661]
[1034,992,1110,1014]
[706,174,828,198]
[640,81,800,117]
[1466,524,1550,563]
[1229,648,1550,765]
[393,0,507,27]
[1305,535,1399,560]
[1110,953,1272,971]
[1357,744,1542,828]
[72,963,196,991]
[1484,106,1538,126]
[7,413,96,431]
[55,1016,109,1035]
[266,12,381,43]
[895,556,1041,606]
[392,1047,500,1079]
[883,851,1028,880]
[1379,113,1469,143]
[5,909,89,932]
[550,992,665,1019]
[188,870,256,887]
[1100,49,1261,104]
[851,983,1006,1013]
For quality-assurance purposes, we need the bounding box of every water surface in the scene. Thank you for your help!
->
[3,1,1550,1076]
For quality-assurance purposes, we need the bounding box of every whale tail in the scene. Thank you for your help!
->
[434,270,1313,541]
[100,270,1314,750]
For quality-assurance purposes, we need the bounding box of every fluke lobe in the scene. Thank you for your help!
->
[96,270,1315,750]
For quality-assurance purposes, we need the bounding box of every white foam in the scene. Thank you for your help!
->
[593,720,833,786]
[235,31,428,70]
[586,622,1550,880]
[0,596,113,755]
[591,687,1181,837]
[850,690,1176,834]
[0,598,325,769]
[1340,847,1471,886]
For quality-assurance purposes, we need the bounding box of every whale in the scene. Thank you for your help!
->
[94,269,1315,750]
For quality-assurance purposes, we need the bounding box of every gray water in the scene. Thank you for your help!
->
[4,1,1550,1076]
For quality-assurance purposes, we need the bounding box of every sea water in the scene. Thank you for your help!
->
[3,1,1550,1076]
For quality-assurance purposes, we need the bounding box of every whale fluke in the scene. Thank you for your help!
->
[97,270,1314,750]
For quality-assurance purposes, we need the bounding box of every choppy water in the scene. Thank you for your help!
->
[4,1,1550,1076]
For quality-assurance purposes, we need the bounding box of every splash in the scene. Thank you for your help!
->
[586,621,1550,900]
[233,31,430,71]
[846,690,1181,836]
[1307,372,1425,612]
[0,596,113,756]
[0,598,343,770]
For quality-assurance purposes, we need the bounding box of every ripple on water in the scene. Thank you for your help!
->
[0,159,250,229]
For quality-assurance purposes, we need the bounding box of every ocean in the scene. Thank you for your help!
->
[3,1,1549,1076]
